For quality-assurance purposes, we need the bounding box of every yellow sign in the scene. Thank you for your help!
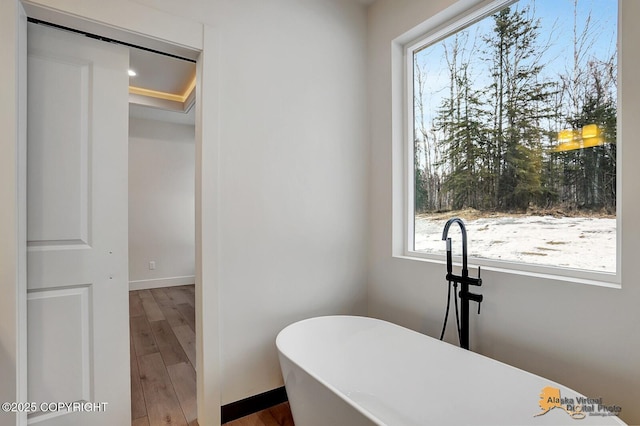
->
[555,124,607,152]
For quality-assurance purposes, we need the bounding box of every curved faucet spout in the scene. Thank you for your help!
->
[442,217,468,274]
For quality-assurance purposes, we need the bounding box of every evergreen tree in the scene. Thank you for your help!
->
[554,0,617,212]
[483,5,556,210]
[434,31,489,210]
[567,87,616,210]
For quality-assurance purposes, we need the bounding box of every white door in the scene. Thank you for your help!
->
[26,22,130,426]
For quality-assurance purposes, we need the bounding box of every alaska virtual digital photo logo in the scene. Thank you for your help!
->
[534,386,622,420]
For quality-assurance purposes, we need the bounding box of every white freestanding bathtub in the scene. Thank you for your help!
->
[276,316,625,426]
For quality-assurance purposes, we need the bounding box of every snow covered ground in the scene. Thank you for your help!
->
[415,214,616,272]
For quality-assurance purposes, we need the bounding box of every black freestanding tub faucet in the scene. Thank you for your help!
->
[441,217,483,350]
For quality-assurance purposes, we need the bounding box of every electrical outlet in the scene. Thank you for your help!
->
[149,261,156,270]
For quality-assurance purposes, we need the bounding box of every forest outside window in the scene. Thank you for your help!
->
[408,0,618,278]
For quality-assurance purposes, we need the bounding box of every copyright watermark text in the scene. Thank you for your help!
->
[2,401,108,414]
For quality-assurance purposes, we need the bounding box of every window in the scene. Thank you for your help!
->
[406,0,618,281]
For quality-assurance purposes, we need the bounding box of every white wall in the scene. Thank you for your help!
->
[128,107,195,290]
[211,1,370,403]
[367,1,640,424]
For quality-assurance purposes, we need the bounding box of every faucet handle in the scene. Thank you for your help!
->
[467,292,483,314]
[472,292,483,314]
[469,266,482,286]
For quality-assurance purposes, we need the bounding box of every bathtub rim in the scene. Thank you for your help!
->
[276,315,626,426]
[276,315,385,426]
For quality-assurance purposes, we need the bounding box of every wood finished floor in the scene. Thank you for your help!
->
[130,284,294,426]
[130,285,198,426]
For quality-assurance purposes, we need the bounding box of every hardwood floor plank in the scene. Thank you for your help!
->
[142,296,166,322]
[173,324,196,367]
[158,303,188,327]
[167,362,197,424]
[225,411,278,426]
[131,315,158,356]
[258,410,281,426]
[223,417,248,426]
[138,289,154,300]
[175,303,195,332]
[178,286,195,308]
[150,320,189,366]
[132,416,150,426]
[154,289,190,328]
[268,403,294,426]
[130,292,145,317]
[130,334,147,420]
[151,288,174,307]
[150,288,172,304]
[138,352,188,426]
[165,287,191,306]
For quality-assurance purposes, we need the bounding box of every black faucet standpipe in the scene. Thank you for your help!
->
[441,217,483,350]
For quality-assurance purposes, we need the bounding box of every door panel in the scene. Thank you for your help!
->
[27,287,91,406]
[27,53,90,247]
[27,22,130,426]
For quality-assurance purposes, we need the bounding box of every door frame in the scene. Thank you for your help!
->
[1,1,222,425]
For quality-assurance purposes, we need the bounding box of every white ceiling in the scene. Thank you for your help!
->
[126,44,196,113]
[128,46,196,95]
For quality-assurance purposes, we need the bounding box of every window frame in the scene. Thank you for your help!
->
[399,0,621,287]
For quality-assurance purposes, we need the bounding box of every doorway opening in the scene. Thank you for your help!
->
[128,98,197,425]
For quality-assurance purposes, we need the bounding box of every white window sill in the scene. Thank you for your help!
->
[394,252,621,289]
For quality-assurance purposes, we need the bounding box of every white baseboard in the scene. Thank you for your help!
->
[129,275,195,291]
